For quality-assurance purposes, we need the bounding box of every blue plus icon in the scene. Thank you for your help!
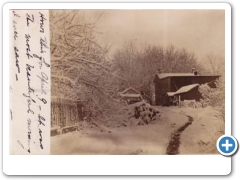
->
[217,135,238,156]
[220,138,234,153]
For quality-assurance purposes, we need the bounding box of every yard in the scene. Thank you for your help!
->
[51,105,224,155]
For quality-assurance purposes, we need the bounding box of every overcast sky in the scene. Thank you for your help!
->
[85,10,225,61]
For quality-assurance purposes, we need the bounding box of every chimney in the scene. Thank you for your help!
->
[191,67,198,75]
[191,68,195,73]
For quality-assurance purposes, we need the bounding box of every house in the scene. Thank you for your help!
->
[119,87,142,104]
[153,72,219,106]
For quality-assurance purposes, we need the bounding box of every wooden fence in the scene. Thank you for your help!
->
[51,97,85,127]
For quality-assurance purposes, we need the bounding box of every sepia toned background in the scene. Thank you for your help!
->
[50,9,225,155]
[87,10,225,60]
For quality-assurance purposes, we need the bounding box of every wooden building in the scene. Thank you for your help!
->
[166,84,201,106]
[119,87,142,104]
[153,73,219,106]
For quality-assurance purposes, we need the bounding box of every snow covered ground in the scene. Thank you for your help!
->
[157,106,224,154]
[51,106,224,155]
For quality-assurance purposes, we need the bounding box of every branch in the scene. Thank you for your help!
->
[93,10,105,25]
[77,78,119,102]
[54,10,76,24]
[72,58,127,82]
[52,75,76,86]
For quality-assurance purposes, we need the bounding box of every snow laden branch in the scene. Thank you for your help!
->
[50,10,125,117]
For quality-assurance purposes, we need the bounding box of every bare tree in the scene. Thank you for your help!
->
[112,43,203,98]
[202,54,225,75]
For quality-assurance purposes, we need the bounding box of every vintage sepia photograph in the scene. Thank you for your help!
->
[50,9,225,155]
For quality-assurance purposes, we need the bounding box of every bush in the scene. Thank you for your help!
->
[198,78,225,120]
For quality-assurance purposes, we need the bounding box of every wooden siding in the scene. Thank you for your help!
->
[154,75,219,105]
[51,98,85,127]
[179,87,202,101]
[171,76,218,91]
[154,75,171,105]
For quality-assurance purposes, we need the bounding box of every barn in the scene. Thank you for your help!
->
[153,72,219,106]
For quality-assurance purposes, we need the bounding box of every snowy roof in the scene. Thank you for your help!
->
[166,92,176,96]
[175,84,199,95]
[157,73,195,80]
[120,94,141,98]
[119,87,140,94]
[156,73,220,80]
[167,84,199,96]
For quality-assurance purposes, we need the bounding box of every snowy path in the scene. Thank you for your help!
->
[166,115,194,155]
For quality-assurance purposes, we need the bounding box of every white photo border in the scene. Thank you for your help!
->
[3,2,231,175]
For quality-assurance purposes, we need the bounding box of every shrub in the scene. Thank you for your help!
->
[198,78,225,120]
